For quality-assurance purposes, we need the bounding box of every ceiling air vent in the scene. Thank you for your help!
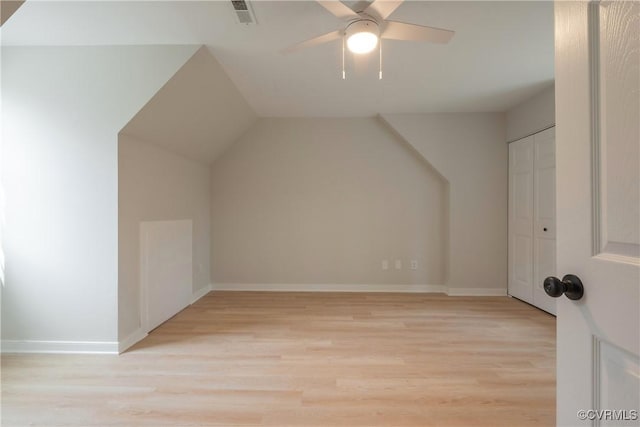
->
[231,0,256,25]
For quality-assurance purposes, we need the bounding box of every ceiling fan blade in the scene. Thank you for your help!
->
[381,20,455,44]
[364,0,403,20]
[281,30,343,54]
[316,1,360,20]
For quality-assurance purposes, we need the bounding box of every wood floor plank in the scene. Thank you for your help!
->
[1,292,555,426]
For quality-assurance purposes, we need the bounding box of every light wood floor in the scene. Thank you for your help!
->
[1,292,556,426]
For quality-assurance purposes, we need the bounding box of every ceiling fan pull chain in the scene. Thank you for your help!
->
[342,35,346,80]
[379,38,383,80]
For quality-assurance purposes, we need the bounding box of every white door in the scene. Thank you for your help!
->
[532,128,557,315]
[555,2,639,426]
[509,129,557,315]
[140,220,193,331]
[509,135,535,303]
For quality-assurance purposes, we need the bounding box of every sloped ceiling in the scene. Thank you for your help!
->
[120,46,257,164]
[2,1,554,117]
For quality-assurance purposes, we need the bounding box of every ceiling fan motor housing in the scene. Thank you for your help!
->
[345,19,380,39]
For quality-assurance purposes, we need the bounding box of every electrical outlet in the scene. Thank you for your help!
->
[382,259,389,270]
[410,260,418,270]
[395,259,402,270]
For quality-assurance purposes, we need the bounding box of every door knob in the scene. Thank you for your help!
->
[544,274,584,300]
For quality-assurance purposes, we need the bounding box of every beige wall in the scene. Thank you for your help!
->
[118,134,210,341]
[121,47,257,164]
[210,118,448,287]
[380,113,508,293]
[117,46,255,344]
[1,45,198,350]
[506,84,555,142]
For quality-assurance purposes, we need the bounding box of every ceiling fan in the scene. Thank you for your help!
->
[282,0,455,77]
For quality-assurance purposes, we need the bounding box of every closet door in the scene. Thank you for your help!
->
[532,128,556,315]
[508,136,534,303]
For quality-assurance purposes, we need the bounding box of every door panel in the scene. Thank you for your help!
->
[533,128,556,315]
[555,2,639,425]
[596,339,640,427]
[597,1,640,259]
[533,237,556,315]
[513,234,533,298]
[509,137,534,301]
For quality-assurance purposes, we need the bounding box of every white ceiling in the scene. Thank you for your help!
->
[1,1,555,117]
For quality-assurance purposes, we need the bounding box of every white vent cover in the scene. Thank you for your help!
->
[231,0,256,25]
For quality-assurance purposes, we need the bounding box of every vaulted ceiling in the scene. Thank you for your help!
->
[121,46,257,164]
[1,1,554,117]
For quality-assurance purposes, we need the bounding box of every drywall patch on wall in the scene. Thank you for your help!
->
[210,117,448,287]
[379,113,508,293]
[1,45,199,346]
[118,134,210,342]
[118,45,259,343]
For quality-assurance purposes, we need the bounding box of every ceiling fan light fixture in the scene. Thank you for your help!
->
[345,20,379,54]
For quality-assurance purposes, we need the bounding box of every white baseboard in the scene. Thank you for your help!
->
[191,284,213,303]
[0,284,504,355]
[447,287,507,296]
[1,340,119,354]
[118,328,148,354]
[211,283,506,296]
[212,283,447,293]
[117,286,211,354]
[118,287,211,354]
